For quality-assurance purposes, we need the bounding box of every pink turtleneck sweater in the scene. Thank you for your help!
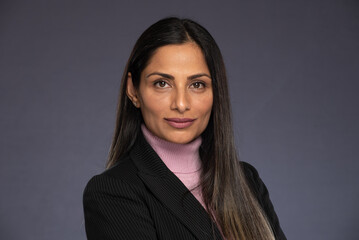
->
[141,124,205,208]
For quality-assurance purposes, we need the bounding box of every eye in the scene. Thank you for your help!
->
[190,82,205,89]
[154,80,170,88]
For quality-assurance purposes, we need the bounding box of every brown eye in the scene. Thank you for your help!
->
[154,80,170,88]
[191,82,205,89]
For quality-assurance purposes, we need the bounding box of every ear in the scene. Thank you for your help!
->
[126,72,141,108]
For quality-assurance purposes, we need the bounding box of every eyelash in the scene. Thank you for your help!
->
[154,80,170,88]
[190,81,206,89]
[153,80,206,89]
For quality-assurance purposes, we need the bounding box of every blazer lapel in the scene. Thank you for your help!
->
[130,132,223,240]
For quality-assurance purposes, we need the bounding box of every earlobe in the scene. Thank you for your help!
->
[126,72,140,108]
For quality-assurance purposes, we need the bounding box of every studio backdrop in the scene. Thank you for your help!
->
[0,0,358,239]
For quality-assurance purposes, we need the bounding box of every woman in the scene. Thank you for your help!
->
[83,17,286,240]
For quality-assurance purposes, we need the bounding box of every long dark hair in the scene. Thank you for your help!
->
[107,17,274,240]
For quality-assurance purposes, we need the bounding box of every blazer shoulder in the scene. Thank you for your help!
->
[240,161,270,207]
[240,161,258,176]
[84,154,143,194]
[83,155,158,240]
[240,161,287,240]
[103,154,138,179]
[240,161,261,190]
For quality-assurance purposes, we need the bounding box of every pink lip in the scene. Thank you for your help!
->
[164,118,196,129]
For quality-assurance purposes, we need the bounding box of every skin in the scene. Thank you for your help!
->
[126,42,213,144]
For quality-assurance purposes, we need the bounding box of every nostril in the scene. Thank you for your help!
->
[171,92,190,112]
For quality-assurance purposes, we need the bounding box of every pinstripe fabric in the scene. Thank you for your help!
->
[83,132,286,240]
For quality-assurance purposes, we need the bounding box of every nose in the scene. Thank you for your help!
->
[170,88,190,113]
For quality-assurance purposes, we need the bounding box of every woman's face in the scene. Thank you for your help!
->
[127,43,213,144]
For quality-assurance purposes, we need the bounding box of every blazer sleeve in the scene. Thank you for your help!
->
[241,162,287,240]
[83,174,158,240]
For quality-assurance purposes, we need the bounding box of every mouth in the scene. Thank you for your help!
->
[164,118,196,129]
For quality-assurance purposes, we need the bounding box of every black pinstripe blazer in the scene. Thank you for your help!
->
[83,132,286,240]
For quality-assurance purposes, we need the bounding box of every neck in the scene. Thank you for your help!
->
[141,124,202,173]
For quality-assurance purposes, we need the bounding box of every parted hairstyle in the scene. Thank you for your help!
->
[107,17,274,240]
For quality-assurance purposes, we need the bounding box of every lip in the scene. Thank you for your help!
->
[164,118,196,129]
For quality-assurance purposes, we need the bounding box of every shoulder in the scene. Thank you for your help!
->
[240,161,259,177]
[84,154,144,197]
[240,161,287,240]
[240,161,270,207]
[83,155,158,239]
[240,161,262,193]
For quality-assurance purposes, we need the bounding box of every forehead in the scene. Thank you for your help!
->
[143,43,209,74]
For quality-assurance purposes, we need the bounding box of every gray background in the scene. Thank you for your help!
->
[1,0,358,239]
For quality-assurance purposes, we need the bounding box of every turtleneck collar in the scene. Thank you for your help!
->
[141,124,202,174]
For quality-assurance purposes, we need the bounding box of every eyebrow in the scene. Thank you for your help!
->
[145,72,211,80]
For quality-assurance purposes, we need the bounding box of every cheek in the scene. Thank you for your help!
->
[140,99,166,120]
[204,102,213,123]
[139,90,171,119]
[197,95,213,117]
